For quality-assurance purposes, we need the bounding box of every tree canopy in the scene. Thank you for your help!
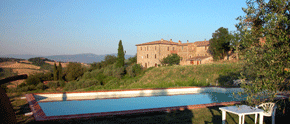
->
[237,0,290,105]
[116,40,125,68]
[161,54,182,66]
[65,62,85,81]
[208,27,233,61]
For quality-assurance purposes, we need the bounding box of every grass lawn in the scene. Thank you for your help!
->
[8,93,290,124]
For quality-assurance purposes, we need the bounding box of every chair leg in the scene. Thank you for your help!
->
[255,113,258,124]
[272,115,275,124]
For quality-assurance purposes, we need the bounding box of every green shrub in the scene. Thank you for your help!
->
[35,83,47,90]
[17,82,27,88]
[63,81,77,91]
[95,73,106,85]
[65,62,85,81]
[103,64,114,76]
[1,84,8,92]
[126,64,142,77]
[25,74,41,86]
[64,79,100,91]
[113,67,125,79]
[58,81,65,87]
[82,71,92,79]
[0,68,16,79]
[47,81,58,89]
[18,85,36,92]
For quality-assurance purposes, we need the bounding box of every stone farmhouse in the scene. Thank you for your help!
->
[136,39,213,68]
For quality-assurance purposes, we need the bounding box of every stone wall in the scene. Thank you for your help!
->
[137,40,212,68]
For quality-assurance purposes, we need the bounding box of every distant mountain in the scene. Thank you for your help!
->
[1,53,134,63]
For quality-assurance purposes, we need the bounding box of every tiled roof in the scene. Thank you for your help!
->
[136,39,210,46]
[136,39,178,46]
[193,41,210,47]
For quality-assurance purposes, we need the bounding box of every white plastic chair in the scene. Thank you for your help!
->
[255,102,277,124]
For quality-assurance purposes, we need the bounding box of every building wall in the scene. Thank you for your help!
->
[137,42,212,68]
[195,46,210,56]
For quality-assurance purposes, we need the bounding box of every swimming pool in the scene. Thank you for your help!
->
[26,87,245,121]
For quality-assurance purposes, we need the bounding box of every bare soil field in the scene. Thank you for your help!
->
[0,62,47,87]
[0,62,40,70]
[45,61,69,68]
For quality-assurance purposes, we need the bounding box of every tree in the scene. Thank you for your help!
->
[65,62,85,81]
[58,62,63,81]
[28,57,46,66]
[161,54,182,66]
[104,55,117,65]
[237,0,290,105]
[209,27,233,61]
[116,40,125,68]
[231,31,245,61]
[128,54,137,65]
[53,63,58,81]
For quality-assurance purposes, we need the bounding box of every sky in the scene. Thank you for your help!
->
[0,0,247,56]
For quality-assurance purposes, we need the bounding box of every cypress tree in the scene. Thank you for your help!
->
[58,62,63,81]
[116,40,125,68]
[53,63,58,81]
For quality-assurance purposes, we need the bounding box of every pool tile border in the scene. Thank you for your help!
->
[32,86,239,95]
[26,86,245,121]
[26,92,241,121]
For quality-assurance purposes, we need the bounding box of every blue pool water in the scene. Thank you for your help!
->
[38,92,246,116]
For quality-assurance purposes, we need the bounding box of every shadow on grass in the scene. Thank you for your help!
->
[204,99,290,124]
[217,71,241,86]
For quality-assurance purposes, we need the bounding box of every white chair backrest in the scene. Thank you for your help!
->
[258,102,276,116]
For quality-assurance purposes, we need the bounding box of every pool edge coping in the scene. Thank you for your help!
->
[26,86,245,121]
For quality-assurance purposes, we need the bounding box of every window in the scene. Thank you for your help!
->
[147,54,148,58]
[155,46,156,50]
[141,47,142,50]
[167,47,169,51]
[173,47,174,50]
[155,54,156,59]
[147,46,149,51]
[145,47,146,51]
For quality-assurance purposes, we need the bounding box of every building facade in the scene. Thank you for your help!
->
[136,39,212,68]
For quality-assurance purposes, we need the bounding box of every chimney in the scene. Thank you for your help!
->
[187,40,189,43]
[170,39,172,42]
[178,40,181,44]
[161,38,163,41]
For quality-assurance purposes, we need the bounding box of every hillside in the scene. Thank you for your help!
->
[78,61,242,92]
[0,59,68,88]
[1,53,134,63]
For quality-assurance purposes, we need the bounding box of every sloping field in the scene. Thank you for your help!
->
[0,62,40,70]
[126,62,242,89]
[0,62,47,87]
[44,61,69,68]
